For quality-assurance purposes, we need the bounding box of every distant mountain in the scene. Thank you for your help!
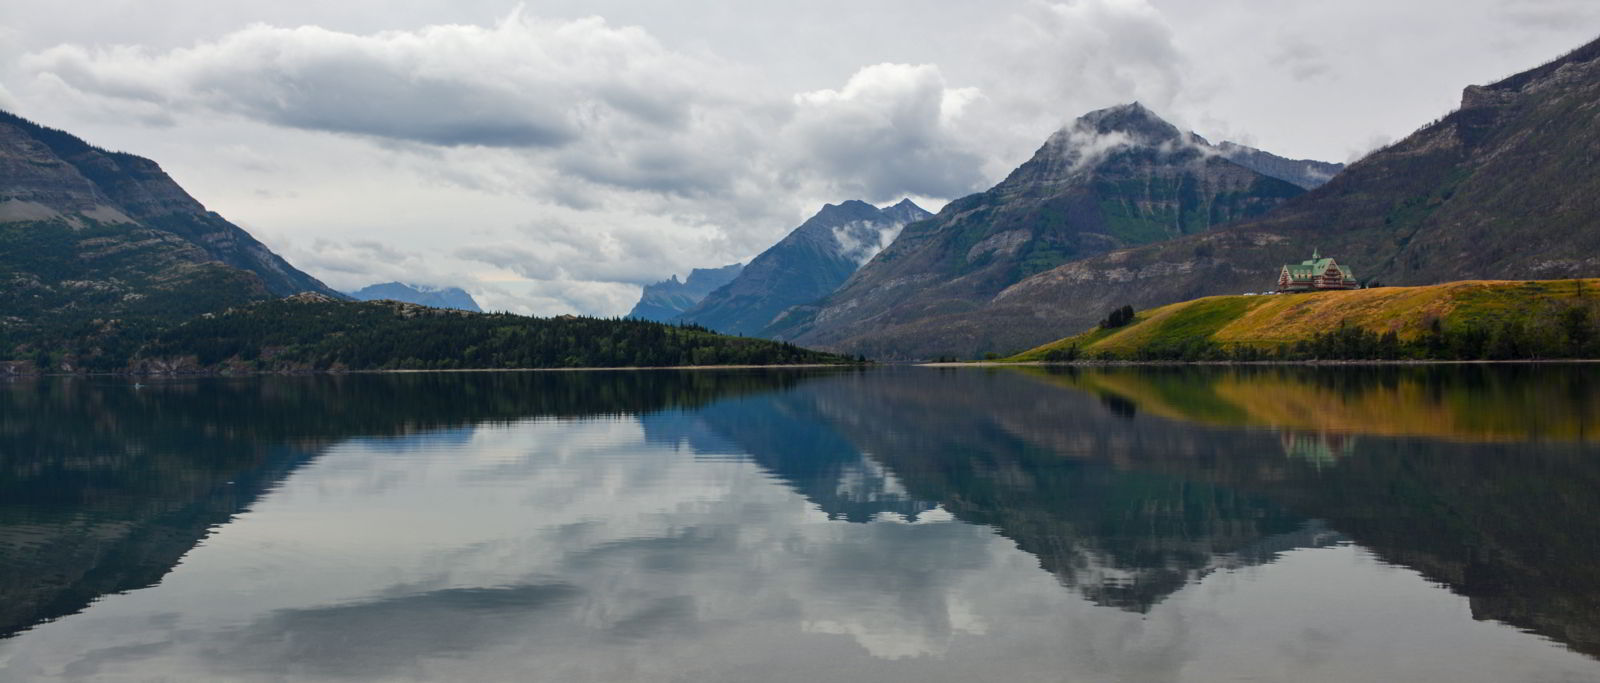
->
[627,263,743,322]
[349,282,482,312]
[956,35,1600,357]
[679,199,931,337]
[780,104,1308,358]
[0,110,340,367]
[1217,141,1343,190]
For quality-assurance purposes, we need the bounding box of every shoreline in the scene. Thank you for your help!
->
[0,363,860,379]
[922,359,1600,367]
[11,358,1600,378]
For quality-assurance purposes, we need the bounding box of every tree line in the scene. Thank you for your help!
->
[130,299,850,372]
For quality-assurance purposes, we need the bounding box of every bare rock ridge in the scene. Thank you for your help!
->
[1216,141,1344,190]
[779,103,1311,357]
[678,199,931,337]
[0,109,338,298]
[627,263,744,323]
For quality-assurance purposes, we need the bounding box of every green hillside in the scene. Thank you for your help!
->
[1008,279,1600,362]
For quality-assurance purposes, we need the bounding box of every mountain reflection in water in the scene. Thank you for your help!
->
[1,366,1598,682]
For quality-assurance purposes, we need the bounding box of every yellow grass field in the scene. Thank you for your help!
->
[1010,279,1600,360]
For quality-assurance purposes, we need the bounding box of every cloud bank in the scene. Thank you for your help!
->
[9,0,1598,315]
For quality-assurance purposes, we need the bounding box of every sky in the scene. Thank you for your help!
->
[2,0,1597,315]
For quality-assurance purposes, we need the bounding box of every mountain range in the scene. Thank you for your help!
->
[349,282,483,312]
[0,110,815,372]
[774,103,1315,357]
[9,33,1600,364]
[627,263,743,322]
[678,199,931,337]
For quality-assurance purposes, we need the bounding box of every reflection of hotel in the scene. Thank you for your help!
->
[1280,431,1357,467]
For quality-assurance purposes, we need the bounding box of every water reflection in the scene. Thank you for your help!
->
[0,371,810,640]
[1,366,1599,682]
[1024,364,1600,442]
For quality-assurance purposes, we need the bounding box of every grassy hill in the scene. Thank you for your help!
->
[1008,279,1600,362]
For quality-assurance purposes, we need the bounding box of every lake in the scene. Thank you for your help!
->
[3,366,1600,682]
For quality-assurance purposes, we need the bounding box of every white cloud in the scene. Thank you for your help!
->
[786,63,988,201]
[16,11,1005,317]
[22,12,712,150]
[984,1,1185,128]
[7,0,1599,316]
[832,219,913,266]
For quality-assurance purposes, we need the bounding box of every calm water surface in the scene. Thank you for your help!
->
[3,366,1600,682]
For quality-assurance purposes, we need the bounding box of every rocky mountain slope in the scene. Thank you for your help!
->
[779,104,1310,357]
[1217,141,1343,190]
[0,110,339,364]
[0,110,336,297]
[680,199,930,337]
[626,263,743,322]
[350,281,483,312]
[957,36,1600,357]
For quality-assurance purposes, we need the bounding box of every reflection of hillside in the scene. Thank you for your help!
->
[641,393,935,523]
[0,370,816,638]
[1022,366,1600,442]
[776,371,1330,613]
[853,367,1600,659]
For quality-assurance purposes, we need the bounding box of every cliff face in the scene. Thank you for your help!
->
[678,199,930,337]
[781,104,1307,358]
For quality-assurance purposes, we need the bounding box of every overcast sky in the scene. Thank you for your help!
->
[3,1,1597,315]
